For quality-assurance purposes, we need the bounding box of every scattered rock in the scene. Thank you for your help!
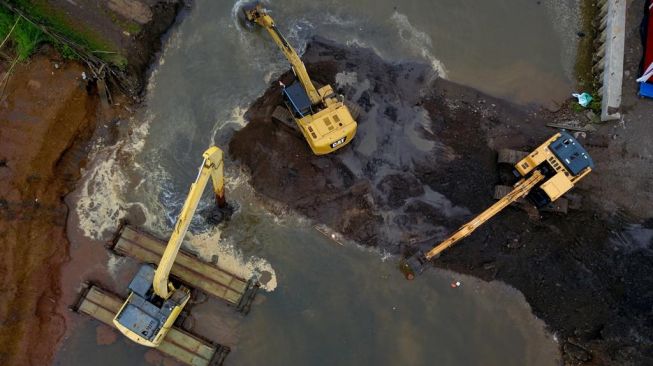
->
[563,340,592,363]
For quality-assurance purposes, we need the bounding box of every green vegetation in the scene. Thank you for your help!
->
[0,6,46,60]
[575,0,599,92]
[1,1,126,66]
[568,0,602,118]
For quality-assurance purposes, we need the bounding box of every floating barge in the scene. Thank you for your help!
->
[72,224,260,365]
[111,225,259,313]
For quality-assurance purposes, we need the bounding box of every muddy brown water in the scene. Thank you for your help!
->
[55,0,580,364]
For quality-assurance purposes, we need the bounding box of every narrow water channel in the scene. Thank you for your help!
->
[57,0,579,364]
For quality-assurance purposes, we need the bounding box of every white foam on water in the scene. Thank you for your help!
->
[75,151,128,239]
[75,118,153,239]
[345,38,384,59]
[186,228,277,292]
[390,11,447,78]
[323,13,357,27]
[335,71,358,88]
[227,105,248,128]
[209,103,250,143]
[107,254,127,280]
[263,70,278,84]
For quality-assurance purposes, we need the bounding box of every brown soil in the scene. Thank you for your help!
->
[0,1,182,364]
[230,38,653,365]
[0,46,126,365]
[27,0,184,94]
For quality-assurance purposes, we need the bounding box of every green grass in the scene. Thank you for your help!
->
[575,0,600,91]
[567,0,603,118]
[0,6,47,60]
[3,0,126,66]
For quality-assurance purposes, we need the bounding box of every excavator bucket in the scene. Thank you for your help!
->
[242,2,262,21]
[237,2,263,30]
[399,251,429,280]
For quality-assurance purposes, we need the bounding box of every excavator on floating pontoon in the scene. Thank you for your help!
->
[242,3,358,155]
[401,132,594,279]
[73,146,258,365]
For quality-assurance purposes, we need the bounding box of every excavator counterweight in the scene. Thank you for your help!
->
[243,4,357,155]
[401,132,594,278]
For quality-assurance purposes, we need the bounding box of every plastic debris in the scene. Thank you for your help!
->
[81,72,87,80]
[572,92,593,108]
[637,62,653,83]
[450,281,461,288]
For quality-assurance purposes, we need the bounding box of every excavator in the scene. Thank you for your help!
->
[242,4,358,155]
[401,131,594,279]
[73,146,258,365]
[111,146,227,347]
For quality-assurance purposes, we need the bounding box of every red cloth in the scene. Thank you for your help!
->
[644,2,653,80]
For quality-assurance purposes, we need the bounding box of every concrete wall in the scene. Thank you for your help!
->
[594,0,627,121]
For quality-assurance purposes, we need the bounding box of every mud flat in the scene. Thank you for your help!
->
[230,38,653,365]
[0,1,183,364]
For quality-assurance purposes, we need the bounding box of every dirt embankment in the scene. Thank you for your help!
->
[0,1,183,364]
[230,38,653,365]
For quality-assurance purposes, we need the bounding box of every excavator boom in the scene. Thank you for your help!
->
[153,147,225,298]
[244,5,321,105]
[424,170,545,260]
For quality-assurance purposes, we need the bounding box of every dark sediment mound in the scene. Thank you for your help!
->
[230,38,653,365]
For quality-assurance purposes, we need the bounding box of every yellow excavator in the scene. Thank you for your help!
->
[243,4,357,155]
[112,146,227,347]
[401,132,594,279]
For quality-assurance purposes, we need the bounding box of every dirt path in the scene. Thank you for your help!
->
[0,1,182,364]
[0,48,108,365]
[230,38,653,365]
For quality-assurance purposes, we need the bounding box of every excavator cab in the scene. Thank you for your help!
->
[522,132,594,208]
[282,81,314,117]
[113,265,190,347]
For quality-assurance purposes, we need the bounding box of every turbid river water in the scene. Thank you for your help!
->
[56,0,580,364]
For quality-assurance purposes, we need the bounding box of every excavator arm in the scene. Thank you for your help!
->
[424,170,545,260]
[153,146,225,299]
[401,170,545,279]
[244,4,322,105]
[401,132,593,279]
